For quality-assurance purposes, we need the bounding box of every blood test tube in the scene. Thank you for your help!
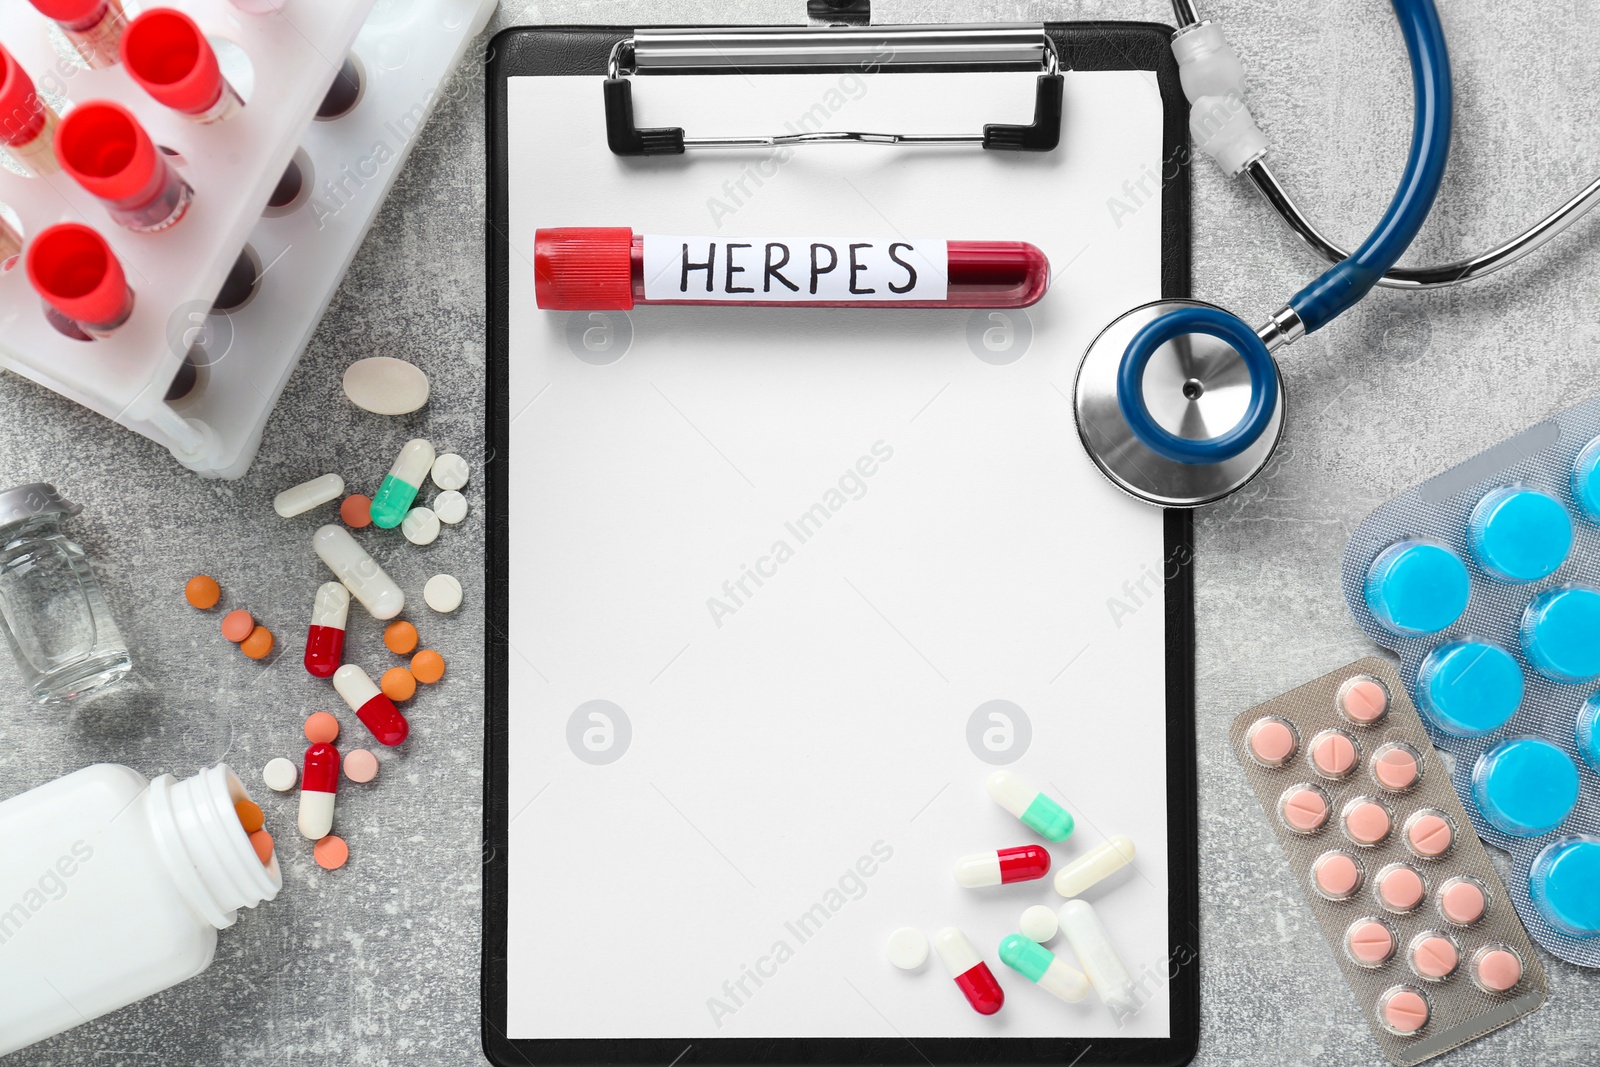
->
[986,770,1075,841]
[534,228,1050,310]
[121,9,243,124]
[25,223,135,338]
[933,928,1004,1015]
[953,845,1051,887]
[0,45,60,175]
[28,0,128,70]
[370,439,435,529]
[297,741,338,839]
[0,216,21,271]
[55,101,192,233]
[304,581,349,679]
[312,525,404,619]
[333,664,409,747]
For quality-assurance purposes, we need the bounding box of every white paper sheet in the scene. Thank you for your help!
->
[505,67,1173,1041]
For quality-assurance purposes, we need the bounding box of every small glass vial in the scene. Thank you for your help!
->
[0,484,131,703]
[122,9,244,124]
[28,0,127,70]
[0,44,60,175]
[55,101,192,233]
[25,223,136,339]
[0,214,21,270]
[0,763,281,1057]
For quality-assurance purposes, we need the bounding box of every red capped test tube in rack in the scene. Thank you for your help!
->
[534,228,1050,311]
[121,9,243,124]
[27,0,128,70]
[55,101,193,233]
[0,44,59,175]
[25,223,136,338]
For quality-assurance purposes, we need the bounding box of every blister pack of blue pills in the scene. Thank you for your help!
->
[1342,397,1600,967]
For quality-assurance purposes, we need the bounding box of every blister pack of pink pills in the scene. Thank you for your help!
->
[1342,398,1600,967]
[1234,658,1546,1066]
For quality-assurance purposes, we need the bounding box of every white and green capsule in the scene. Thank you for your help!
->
[998,934,1090,1003]
[986,770,1074,841]
[370,438,435,529]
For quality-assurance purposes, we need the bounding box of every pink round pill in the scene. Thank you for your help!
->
[1344,800,1392,845]
[1347,920,1395,966]
[1339,676,1389,724]
[1248,717,1297,766]
[221,609,254,643]
[1380,988,1430,1035]
[1407,812,1454,858]
[1373,744,1420,791]
[1475,948,1522,993]
[1378,864,1425,912]
[1410,935,1459,980]
[1439,879,1486,925]
[344,748,379,783]
[1313,851,1362,900]
[1281,786,1329,833]
[1312,730,1358,778]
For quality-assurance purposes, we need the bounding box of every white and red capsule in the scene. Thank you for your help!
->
[297,741,339,839]
[333,663,409,746]
[934,928,1004,1015]
[953,844,1051,888]
[304,581,349,678]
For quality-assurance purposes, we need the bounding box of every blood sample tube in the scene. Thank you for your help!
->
[121,9,243,124]
[55,101,192,233]
[28,0,128,70]
[0,215,21,271]
[534,228,1050,310]
[25,223,135,338]
[0,45,59,175]
[333,663,409,746]
[297,741,339,839]
[304,582,349,679]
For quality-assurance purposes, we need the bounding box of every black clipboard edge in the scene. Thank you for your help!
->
[484,21,1198,1067]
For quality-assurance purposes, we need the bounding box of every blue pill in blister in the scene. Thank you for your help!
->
[1472,737,1580,837]
[1416,640,1524,737]
[1578,694,1600,772]
[1468,487,1572,583]
[1572,437,1600,523]
[1530,837,1600,938]
[1365,540,1471,636]
[1520,586,1600,683]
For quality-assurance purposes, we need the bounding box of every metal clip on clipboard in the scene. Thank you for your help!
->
[602,24,1063,156]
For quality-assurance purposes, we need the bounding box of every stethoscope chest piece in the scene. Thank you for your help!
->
[1073,299,1284,508]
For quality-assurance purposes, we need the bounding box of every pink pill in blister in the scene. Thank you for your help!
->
[1338,676,1390,724]
[1372,743,1421,791]
[1346,919,1395,966]
[1344,799,1392,846]
[1312,729,1359,778]
[1439,878,1487,925]
[1406,811,1455,858]
[1280,785,1330,833]
[1248,717,1298,766]
[1380,987,1430,1036]
[1474,947,1523,993]
[1313,851,1363,900]
[1378,864,1426,912]
[1410,934,1459,980]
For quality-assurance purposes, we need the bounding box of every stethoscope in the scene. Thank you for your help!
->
[1073,0,1600,507]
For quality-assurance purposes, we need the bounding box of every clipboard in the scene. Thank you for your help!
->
[485,20,1199,1067]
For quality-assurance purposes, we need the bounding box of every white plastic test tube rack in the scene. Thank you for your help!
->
[0,0,495,477]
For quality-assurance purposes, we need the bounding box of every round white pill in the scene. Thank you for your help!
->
[433,490,468,525]
[262,757,298,792]
[402,506,441,546]
[1020,904,1059,943]
[424,573,463,613]
[342,356,430,415]
[432,453,470,491]
[886,927,929,970]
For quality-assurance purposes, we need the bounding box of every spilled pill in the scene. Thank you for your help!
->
[262,757,297,792]
[185,575,220,609]
[431,453,469,491]
[274,473,345,518]
[433,490,468,525]
[334,663,409,746]
[886,927,928,970]
[1019,904,1058,943]
[234,799,264,833]
[221,609,254,643]
[424,573,462,613]
[304,711,340,744]
[314,525,404,619]
[343,748,379,783]
[953,845,1050,888]
[340,494,373,528]
[933,928,1003,1015]
[297,742,338,840]
[381,666,416,702]
[343,356,430,415]
[240,625,274,660]
[248,829,274,865]
[314,834,350,871]
[410,649,445,683]
[371,439,435,529]
[384,619,419,655]
[1053,835,1135,896]
[986,770,1073,842]
[402,506,440,546]
[998,934,1089,1003]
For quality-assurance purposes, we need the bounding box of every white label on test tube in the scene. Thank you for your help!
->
[1054,835,1136,897]
[1058,899,1138,1014]
[311,525,404,619]
[274,473,345,518]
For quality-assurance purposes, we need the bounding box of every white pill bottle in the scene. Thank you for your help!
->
[0,763,281,1055]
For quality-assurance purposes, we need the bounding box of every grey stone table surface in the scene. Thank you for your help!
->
[2,0,1597,1064]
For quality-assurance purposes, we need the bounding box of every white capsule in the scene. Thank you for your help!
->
[333,663,383,712]
[274,473,345,518]
[298,790,335,840]
[311,581,350,629]
[390,438,436,487]
[1055,836,1136,897]
[934,927,983,975]
[954,853,1003,888]
[1058,900,1138,1014]
[312,525,404,619]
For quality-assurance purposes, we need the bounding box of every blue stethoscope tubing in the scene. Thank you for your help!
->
[1115,0,1454,466]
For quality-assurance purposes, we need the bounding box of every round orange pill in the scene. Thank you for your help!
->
[340,494,373,528]
[248,829,274,865]
[314,835,349,870]
[185,575,221,610]
[234,799,264,833]
[221,609,254,642]
[240,625,274,660]
[381,666,417,702]
[383,619,419,655]
[304,711,340,744]
[410,649,445,684]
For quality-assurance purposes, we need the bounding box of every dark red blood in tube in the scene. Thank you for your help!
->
[121,9,225,115]
[25,223,133,332]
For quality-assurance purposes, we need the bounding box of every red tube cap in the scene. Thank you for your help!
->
[535,227,634,310]
[25,223,129,326]
[0,45,47,146]
[28,0,104,21]
[55,100,158,202]
[121,9,223,115]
